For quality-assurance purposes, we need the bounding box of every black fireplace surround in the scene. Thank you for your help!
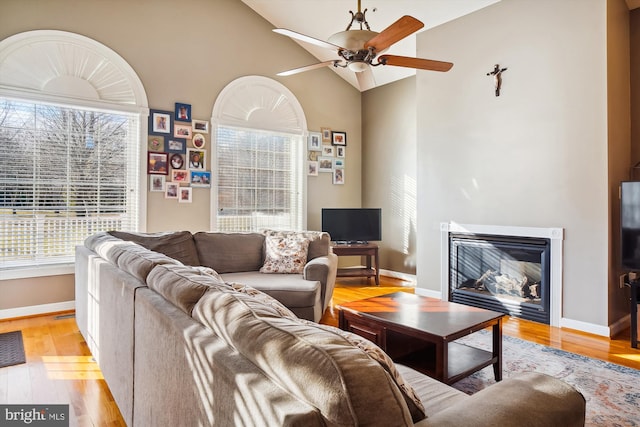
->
[449,233,551,324]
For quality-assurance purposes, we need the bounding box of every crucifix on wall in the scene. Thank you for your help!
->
[486,64,507,97]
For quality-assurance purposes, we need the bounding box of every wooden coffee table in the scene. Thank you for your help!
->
[338,292,505,385]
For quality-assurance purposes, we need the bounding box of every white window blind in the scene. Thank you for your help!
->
[0,98,140,269]
[215,126,303,232]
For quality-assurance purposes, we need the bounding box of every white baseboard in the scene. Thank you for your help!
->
[414,287,442,299]
[0,300,75,320]
[379,269,416,285]
[559,317,610,337]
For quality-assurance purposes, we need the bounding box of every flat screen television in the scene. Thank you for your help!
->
[321,208,382,243]
[621,181,640,271]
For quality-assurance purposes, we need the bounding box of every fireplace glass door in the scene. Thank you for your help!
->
[449,234,551,324]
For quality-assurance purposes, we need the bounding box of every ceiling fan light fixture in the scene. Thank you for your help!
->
[348,61,369,72]
[328,30,378,51]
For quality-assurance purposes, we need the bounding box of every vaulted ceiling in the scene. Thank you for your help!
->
[241,0,500,91]
[244,0,640,92]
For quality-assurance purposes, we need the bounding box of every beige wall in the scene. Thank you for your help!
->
[0,0,361,313]
[362,77,417,275]
[415,0,612,327]
[607,0,632,325]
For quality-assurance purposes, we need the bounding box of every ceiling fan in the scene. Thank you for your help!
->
[273,0,453,89]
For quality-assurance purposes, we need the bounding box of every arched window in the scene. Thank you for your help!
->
[0,30,148,275]
[211,76,307,231]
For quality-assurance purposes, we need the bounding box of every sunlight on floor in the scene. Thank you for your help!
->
[614,353,640,363]
[42,355,104,380]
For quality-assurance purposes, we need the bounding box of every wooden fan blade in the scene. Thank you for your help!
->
[355,67,376,91]
[273,28,344,51]
[277,61,336,76]
[364,15,424,52]
[378,55,453,72]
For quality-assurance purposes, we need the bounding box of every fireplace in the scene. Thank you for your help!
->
[449,233,551,324]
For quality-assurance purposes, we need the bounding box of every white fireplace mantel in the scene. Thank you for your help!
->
[440,222,564,327]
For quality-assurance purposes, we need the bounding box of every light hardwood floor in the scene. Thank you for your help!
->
[1,276,639,426]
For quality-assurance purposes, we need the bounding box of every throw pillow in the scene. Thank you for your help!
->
[260,234,310,274]
[261,229,328,261]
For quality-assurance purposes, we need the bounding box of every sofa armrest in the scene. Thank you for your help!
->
[303,253,338,312]
[414,372,585,427]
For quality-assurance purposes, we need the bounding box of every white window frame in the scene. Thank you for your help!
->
[210,76,307,232]
[0,30,148,278]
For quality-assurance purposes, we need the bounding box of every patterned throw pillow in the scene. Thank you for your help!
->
[300,320,427,422]
[260,234,310,274]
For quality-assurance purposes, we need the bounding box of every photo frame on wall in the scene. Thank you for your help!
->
[167,139,186,154]
[318,156,333,172]
[187,148,206,170]
[149,175,165,192]
[336,146,345,158]
[150,109,172,135]
[179,187,193,203]
[190,170,211,187]
[321,127,331,143]
[174,124,192,139]
[170,153,184,169]
[193,133,206,149]
[148,135,165,152]
[331,131,347,146]
[175,102,191,122]
[333,168,344,185]
[148,152,168,175]
[308,132,322,151]
[321,145,335,157]
[307,161,318,176]
[165,182,179,199]
[171,169,189,183]
[192,119,209,133]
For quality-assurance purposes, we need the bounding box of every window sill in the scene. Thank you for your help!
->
[1,264,75,281]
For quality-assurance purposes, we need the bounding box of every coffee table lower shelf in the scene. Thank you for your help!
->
[394,341,496,385]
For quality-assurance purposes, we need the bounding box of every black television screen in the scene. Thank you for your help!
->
[321,208,382,243]
[621,181,640,271]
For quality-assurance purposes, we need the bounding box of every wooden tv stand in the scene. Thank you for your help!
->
[331,242,379,286]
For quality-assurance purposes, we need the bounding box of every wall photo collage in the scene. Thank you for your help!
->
[308,127,345,185]
[148,103,212,203]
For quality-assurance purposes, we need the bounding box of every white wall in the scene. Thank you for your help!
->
[415,0,610,327]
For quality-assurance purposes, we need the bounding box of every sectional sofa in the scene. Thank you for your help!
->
[74,230,586,426]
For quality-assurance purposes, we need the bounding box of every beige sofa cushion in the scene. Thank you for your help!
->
[108,230,200,266]
[147,264,227,315]
[192,287,417,426]
[85,232,180,281]
[193,232,265,273]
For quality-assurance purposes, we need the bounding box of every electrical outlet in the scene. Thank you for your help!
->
[620,274,628,288]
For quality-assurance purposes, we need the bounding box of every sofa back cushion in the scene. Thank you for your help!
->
[108,230,200,266]
[147,264,227,315]
[192,288,418,426]
[85,232,180,281]
[193,232,265,273]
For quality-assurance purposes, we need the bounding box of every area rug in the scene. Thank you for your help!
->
[0,330,26,368]
[452,331,640,427]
